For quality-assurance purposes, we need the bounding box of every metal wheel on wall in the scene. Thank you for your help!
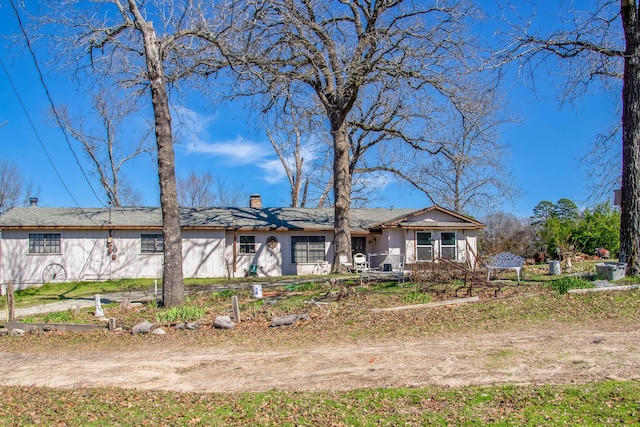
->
[42,263,67,284]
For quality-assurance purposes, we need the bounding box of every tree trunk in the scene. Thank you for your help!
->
[331,118,352,272]
[129,0,184,306]
[620,1,640,275]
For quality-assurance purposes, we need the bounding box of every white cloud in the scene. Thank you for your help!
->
[172,105,214,138]
[185,136,272,165]
[171,106,271,164]
[256,145,327,185]
[172,105,327,186]
[355,173,391,191]
[256,158,288,184]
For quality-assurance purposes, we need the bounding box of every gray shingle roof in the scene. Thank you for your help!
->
[397,221,482,229]
[0,206,418,232]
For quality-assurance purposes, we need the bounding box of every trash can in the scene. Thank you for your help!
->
[548,260,561,275]
[252,284,263,299]
[595,262,627,281]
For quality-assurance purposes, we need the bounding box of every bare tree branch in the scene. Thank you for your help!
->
[0,160,37,216]
[177,170,246,207]
[497,0,640,273]
[56,90,154,206]
[192,0,495,271]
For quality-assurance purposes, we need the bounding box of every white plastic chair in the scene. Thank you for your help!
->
[338,254,353,272]
[353,253,368,272]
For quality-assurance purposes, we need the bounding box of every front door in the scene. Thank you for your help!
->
[351,236,366,256]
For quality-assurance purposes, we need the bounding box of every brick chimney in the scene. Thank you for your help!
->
[249,194,262,208]
[29,197,38,207]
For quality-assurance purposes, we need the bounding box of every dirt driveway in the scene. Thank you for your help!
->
[1,321,638,392]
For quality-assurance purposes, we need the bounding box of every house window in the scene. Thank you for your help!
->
[291,236,325,263]
[441,232,457,260]
[239,235,256,254]
[416,232,433,261]
[141,234,164,253]
[29,233,61,254]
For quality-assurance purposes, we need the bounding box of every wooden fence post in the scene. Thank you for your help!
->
[231,295,241,323]
[7,280,15,322]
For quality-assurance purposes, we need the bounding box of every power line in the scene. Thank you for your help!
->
[1,58,84,209]
[7,0,106,209]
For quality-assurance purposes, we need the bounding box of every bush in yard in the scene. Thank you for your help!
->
[572,202,620,257]
[156,306,206,324]
[531,199,620,259]
[478,211,538,256]
[548,276,594,294]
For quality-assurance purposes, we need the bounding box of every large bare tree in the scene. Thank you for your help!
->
[479,211,538,256]
[31,0,232,306]
[263,100,333,207]
[0,160,36,216]
[177,170,245,207]
[581,122,622,204]
[266,126,309,208]
[410,83,519,215]
[499,0,640,274]
[57,91,153,207]
[196,0,490,270]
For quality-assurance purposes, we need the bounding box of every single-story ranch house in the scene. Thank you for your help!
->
[0,195,484,288]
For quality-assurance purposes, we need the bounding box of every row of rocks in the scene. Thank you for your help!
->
[130,318,219,334]
[0,311,311,337]
[129,312,310,334]
[0,328,25,336]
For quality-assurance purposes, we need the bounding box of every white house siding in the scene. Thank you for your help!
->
[403,229,478,265]
[224,231,286,278]
[98,230,164,280]
[225,231,334,277]
[182,230,226,278]
[1,229,65,288]
[404,229,416,262]
[69,229,115,281]
[364,233,383,255]
[284,231,333,276]
[261,238,284,276]
[415,209,462,223]
[0,229,172,287]
[100,229,227,280]
[0,228,228,287]
[0,205,483,287]
[384,229,405,255]
[456,231,467,263]
[462,232,479,266]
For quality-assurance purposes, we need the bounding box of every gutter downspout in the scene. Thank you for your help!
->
[233,230,238,276]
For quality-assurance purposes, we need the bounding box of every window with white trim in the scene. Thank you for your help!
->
[291,236,325,263]
[416,232,433,261]
[441,232,457,260]
[29,233,61,254]
[141,234,164,253]
[239,235,256,254]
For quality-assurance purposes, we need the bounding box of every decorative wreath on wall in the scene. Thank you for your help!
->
[267,236,279,249]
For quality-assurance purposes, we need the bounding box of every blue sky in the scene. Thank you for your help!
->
[0,2,621,219]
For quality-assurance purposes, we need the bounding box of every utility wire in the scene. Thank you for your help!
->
[8,0,106,210]
[1,58,87,212]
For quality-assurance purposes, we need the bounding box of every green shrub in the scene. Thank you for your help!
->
[43,311,76,323]
[217,289,236,298]
[548,276,594,294]
[156,306,206,324]
[402,291,432,305]
[210,289,236,302]
[286,282,322,292]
